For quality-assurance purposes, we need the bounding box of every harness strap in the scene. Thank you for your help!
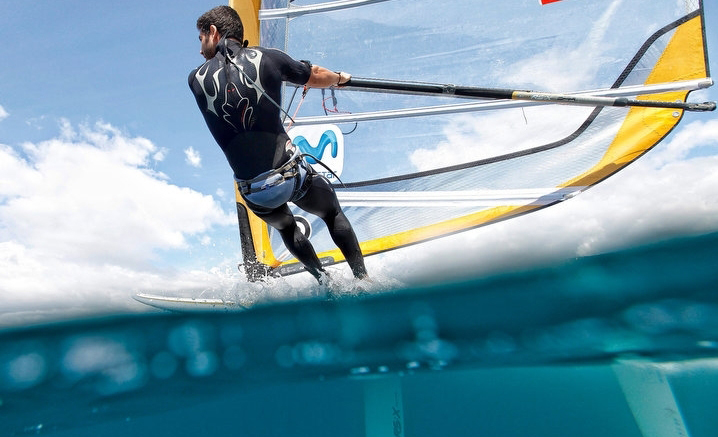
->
[236,153,302,195]
[220,37,296,126]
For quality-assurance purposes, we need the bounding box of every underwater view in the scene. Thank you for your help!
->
[1,231,717,436]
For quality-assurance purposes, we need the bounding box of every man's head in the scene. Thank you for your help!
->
[196,6,244,60]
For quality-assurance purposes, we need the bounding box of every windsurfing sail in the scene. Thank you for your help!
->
[228,0,713,280]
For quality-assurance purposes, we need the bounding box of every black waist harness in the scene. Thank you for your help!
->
[236,154,302,195]
[235,150,312,210]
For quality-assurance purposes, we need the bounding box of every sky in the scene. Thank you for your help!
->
[0,0,717,324]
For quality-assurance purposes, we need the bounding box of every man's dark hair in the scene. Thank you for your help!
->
[196,6,244,41]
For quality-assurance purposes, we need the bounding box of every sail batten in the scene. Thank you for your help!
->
[337,187,582,207]
[259,0,393,20]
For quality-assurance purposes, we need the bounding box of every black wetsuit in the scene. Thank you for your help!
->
[188,39,366,279]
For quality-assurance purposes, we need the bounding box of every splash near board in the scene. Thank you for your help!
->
[132,272,383,312]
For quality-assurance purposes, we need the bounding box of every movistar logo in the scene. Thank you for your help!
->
[293,130,338,164]
[289,124,344,179]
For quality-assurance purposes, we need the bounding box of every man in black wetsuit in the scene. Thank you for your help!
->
[188,6,367,286]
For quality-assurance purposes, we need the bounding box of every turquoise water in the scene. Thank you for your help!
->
[1,231,717,436]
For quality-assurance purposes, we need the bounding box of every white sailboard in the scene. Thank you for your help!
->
[133,293,251,312]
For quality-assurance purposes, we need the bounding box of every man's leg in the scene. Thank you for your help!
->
[294,175,368,279]
[255,204,326,279]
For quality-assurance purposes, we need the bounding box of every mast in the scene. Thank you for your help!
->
[228,0,280,281]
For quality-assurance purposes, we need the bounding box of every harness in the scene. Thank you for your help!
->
[236,152,303,196]
[235,148,313,211]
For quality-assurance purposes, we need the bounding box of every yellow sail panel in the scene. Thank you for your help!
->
[562,16,707,188]
[559,102,682,187]
[645,16,708,85]
[228,0,261,45]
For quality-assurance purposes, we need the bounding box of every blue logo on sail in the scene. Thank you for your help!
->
[289,124,344,179]
[294,130,339,164]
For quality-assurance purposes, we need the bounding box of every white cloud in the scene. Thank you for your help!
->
[0,121,236,312]
[501,0,623,91]
[644,119,718,166]
[25,115,49,131]
[153,147,168,162]
[410,105,593,170]
[0,104,8,121]
[184,146,202,168]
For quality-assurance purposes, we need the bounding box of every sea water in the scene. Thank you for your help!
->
[1,231,717,437]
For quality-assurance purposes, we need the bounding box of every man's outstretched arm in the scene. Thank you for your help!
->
[305,65,351,88]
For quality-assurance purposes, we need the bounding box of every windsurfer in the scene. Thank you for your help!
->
[188,6,367,286]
